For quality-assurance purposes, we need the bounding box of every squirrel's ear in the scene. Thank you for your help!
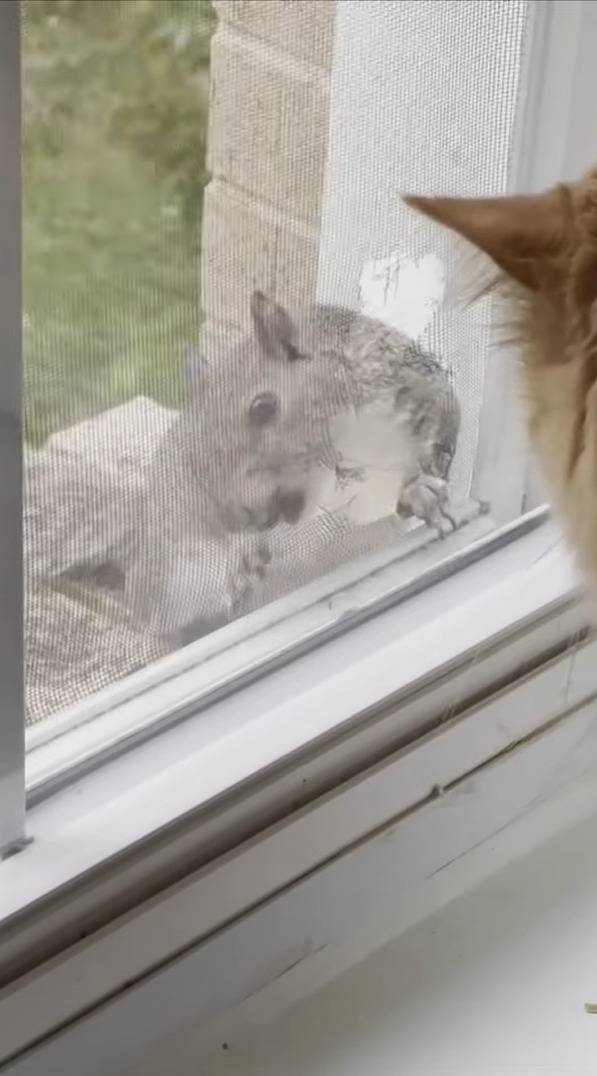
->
[250,290,301,361]
[402,187,570,292]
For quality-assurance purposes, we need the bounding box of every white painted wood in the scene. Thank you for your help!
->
[1,618,596,1061]
[4,695,597,1074]
[155,811,597,1076]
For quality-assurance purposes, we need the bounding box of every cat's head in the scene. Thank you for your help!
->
[401,168,597,370]
[402,168,597,591]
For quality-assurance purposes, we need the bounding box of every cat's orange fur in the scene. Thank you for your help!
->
[403,168,597,589]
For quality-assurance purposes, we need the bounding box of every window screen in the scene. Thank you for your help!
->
[23,0,530,726]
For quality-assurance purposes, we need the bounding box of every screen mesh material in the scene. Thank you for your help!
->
[317,0,529,506]
[23,0,529,724]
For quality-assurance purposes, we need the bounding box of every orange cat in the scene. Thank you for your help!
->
[403,168,597,589]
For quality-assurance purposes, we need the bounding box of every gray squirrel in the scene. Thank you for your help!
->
[126,290,460,639]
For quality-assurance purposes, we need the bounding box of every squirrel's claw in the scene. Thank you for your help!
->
[397,474,456,538]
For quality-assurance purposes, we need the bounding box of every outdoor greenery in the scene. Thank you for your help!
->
[23,0,216,442]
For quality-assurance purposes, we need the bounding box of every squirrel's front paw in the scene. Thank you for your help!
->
[397,474,456,537]
[227,538,272,616]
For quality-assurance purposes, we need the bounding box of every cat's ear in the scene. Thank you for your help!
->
[402,188,569,292]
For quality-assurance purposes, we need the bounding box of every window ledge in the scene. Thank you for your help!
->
[25,500,487,796]
[26,505,552,802]
[0,515,593,1039]
[1,556,596,1069]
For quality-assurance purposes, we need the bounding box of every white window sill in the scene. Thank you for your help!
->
[168,810,597,1076]
[23,506,566,804]
[0,514,595,1069]
[4,513,584,921]
[3,621,597,1073]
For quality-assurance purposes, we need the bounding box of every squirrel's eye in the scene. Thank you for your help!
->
[248,391,279,427]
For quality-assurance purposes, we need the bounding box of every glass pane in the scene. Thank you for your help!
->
[23,0,531,731]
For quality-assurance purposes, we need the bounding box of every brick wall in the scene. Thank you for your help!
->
[201,0,336,351]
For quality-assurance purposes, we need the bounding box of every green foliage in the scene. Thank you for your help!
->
[23,0,216,442]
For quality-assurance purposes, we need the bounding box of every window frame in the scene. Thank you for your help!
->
[21,0,537,786]
[3,0,597,1064]
[24,506,511,798]
[0,534,595,1067]
[17,0,575,791]
[0,0,25,861]
[0,522,592,1055]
